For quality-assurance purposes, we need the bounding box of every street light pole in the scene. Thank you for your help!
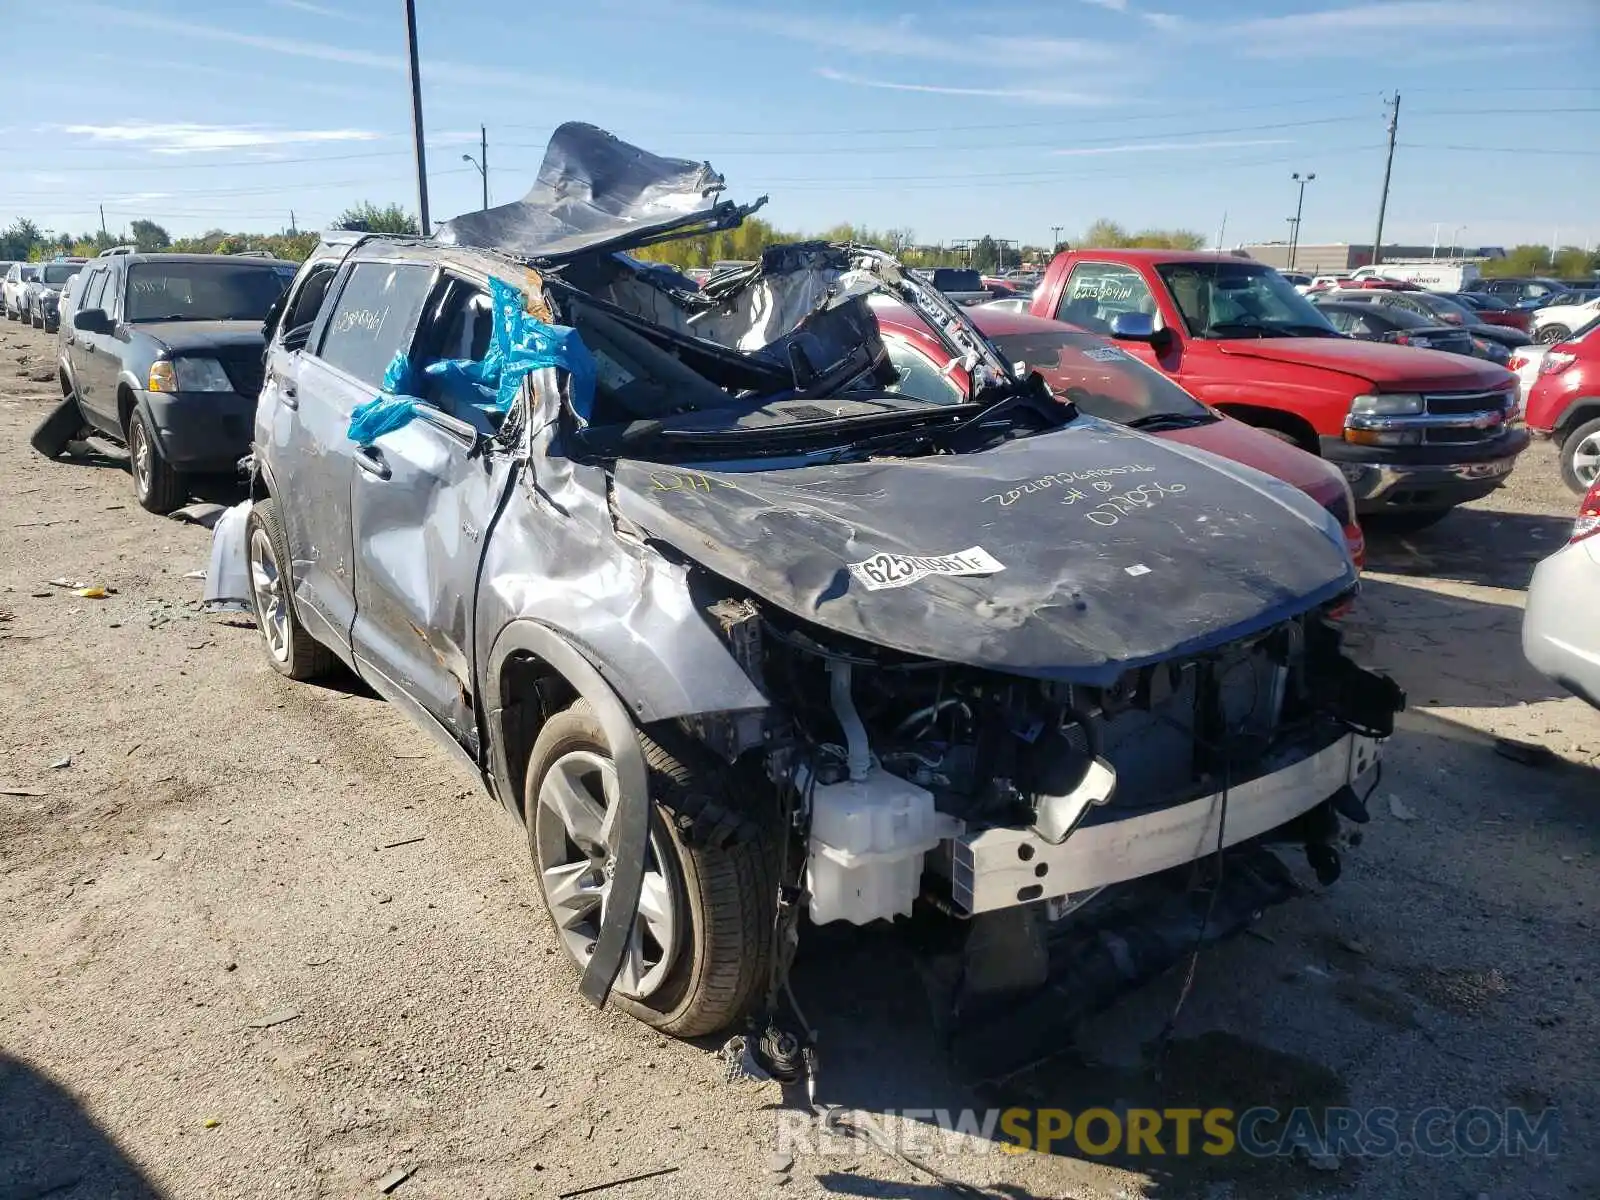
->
[1451,225,1466,258]
[462,126,489,213]
[1289,171,1315,270]
[402,0,430,234]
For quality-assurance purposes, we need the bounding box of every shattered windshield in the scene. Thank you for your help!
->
[1158,262,1339,339]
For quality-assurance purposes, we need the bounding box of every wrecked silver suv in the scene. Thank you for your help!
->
[214,124,1401,1055]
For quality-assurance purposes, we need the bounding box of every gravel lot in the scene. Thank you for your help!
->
[1,314,1596,1200]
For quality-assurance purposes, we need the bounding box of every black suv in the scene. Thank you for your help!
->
[32,251,297,512]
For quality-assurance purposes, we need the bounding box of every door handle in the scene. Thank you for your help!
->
[354,446,391,481]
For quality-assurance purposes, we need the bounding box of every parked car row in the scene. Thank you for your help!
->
[5,259,87,329]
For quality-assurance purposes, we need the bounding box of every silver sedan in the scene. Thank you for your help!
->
[1523,485,1600,710]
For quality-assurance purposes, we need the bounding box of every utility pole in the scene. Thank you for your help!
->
[1369,91,1400,267]
[462,126,489,212]
[1288,171,1314,270]
[289,210,298,236]
[1051,224,1064,251]
[402,0,430,235]
[98,205,107,239]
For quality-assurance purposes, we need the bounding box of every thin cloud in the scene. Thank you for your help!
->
[1052,137,1294,156]
[1079,0,1130,9]
[62,122,382,155]
[73,4,664,105]
[270,0,362,18]
[817,67,1118,107]
[1145,0,1565,55]
[108,191,175,203]
[665,1,1117,64]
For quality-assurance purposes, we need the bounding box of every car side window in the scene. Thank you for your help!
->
[284,262,338,335]
[881,335,964,405]
[314,261,436,389]
[79,268,109,314]
[407,275,502,432]
[1057,263,1154,334]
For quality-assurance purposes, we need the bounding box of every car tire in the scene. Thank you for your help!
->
[31,309,43,329]
[1559,416,1600,495]
[30,398,86,458]
[1364,509,1453,534]
[244,498,338,680]
[127,406,186,514]
[1537,325,1571,345]
[525,699,776,1038]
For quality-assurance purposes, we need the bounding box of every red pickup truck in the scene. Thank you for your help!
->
[1029,250,1527,527]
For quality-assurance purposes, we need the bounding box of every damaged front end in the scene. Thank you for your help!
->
[417,123,1405,1064]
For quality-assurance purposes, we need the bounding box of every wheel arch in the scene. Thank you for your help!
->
[483,620,651,1009]
[1213,403,1322,454]
[1554,397,1600,442]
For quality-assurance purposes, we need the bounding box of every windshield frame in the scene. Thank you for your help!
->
[1157,260,1339,340]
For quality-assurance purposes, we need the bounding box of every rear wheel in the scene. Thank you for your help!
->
[525,700,775,1037]
[1536,324,1571,345]
[1560,417,1600,495]
[244,498,337,680]
[127,407,186,514]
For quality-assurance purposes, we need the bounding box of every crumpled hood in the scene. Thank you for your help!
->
[435,121,763,263]
[138,320,266,354]
[1216,336,1511,391]
[612,419,1356,685]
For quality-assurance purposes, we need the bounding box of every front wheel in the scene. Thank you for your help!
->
[1536,325,1571,345]
[127,406,186,514]
[1560,417,1600,495]
[525,700,775,1037]
[245,498,337,680]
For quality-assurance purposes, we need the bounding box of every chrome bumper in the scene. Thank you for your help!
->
[948,733,1381,914]
[1337,456,1518,502]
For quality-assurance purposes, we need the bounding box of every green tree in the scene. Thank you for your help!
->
[0,218,42,261]
[332,202,420,235]
[130,219,171,252]
[1082,218,1128,248]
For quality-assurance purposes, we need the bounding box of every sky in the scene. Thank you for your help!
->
[3,0,1597,252]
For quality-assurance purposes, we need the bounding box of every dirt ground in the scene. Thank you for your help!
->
[1,313,1596,1200]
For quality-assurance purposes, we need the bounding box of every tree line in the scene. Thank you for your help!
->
[3,207,1590,279]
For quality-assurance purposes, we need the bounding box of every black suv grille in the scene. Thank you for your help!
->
[215,348,266,399]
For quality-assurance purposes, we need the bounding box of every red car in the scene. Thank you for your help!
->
[874,302,1367,568]
[1523,314,1600,493]
[1028,250,1524,530]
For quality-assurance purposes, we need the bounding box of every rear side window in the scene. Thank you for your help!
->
[79,268,110,314]
[315,261,435,388]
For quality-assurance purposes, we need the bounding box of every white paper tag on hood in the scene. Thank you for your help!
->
[848,546,1006,591]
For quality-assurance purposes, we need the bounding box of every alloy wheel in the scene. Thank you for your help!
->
[534,749,680,1000]
[248,527,291,663]
[130,420,153,501]
[1573,431,1600,489]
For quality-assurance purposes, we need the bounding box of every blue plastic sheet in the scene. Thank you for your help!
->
[346,275,597,445]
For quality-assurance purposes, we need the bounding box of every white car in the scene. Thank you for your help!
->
[1534,296,1600,344]
[1522,479,1600,710]
[2,262,39,321]
[1507,343,1550,409]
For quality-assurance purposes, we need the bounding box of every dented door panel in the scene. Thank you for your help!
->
[350,412,514,756]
